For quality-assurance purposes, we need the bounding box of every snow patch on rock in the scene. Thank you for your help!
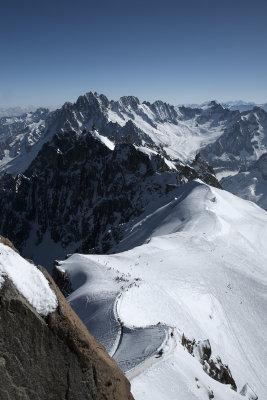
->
[0,243,57,315]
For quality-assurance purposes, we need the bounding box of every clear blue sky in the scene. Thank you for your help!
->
[1,0,267,107]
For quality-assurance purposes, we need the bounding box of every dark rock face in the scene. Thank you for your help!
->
[0,130,177,268]
[53,260,73,297]
[251,152,267,179]
[0,130,221,270]
[190,153,221,188]
[176,154,221,188]
[181,334,237,391]
[0,257,133,400]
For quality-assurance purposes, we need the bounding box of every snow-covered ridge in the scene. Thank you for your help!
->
[0,242,57,315]
[57,181,267,399]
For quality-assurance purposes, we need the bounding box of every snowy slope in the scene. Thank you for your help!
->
[57,181,267,400]
[107,99,228,161]
[221,153,267,211]
[0,108,53,173]
[0,242,57,315]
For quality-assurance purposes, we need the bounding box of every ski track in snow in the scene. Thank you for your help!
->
[58,181,267,400]
[63,254,171,372]
[124,326,177,380]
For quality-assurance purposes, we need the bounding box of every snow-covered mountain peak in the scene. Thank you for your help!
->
[0,91,248,173]
[84,91,109,107]
[1,90,267,209]
[207,100,222,108]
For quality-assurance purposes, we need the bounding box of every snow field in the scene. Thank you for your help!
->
[58,181,267,399]
[108,105,225,162]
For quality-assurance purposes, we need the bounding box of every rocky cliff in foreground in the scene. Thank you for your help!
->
[0,236,133,400]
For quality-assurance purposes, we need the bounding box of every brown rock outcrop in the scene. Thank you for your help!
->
[0,242,134,400]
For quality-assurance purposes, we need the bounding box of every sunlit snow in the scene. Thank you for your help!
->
[58,181,267,400]
[0,243,58,315]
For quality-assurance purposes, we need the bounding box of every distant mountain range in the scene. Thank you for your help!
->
[0,105,58,118]
[180,100,267,112]
[0,106,38,118]
[1,100,265,119]
[0,92,266,213]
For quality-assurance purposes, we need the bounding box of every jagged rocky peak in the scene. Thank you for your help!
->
[175,153,221,188]
[119,95,140,108]
[251,105,267,116]
[149,100,180,123]
[178,105,201,120]
[24,107,50,120]
[61,101,73,111]
[0,236,133,400]
[191,153,221,188]
[208,100,223,108]
[82,91,110,109]
[205,100,233,116]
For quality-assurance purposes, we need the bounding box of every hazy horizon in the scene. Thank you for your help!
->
[1,94,267,110]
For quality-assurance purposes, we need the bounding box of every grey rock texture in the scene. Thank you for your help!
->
[181,334,237,391]
[201,106,267,172]
[0,242,133,400]
[176,153,221,188]
[0,129,221,273]
[0,130,178,270]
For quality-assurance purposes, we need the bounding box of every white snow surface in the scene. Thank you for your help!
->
[91,129,115,150]
[108,105,224,161]
[134,145,177,170]
[0,243,57,315]
[58,181,267,400]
